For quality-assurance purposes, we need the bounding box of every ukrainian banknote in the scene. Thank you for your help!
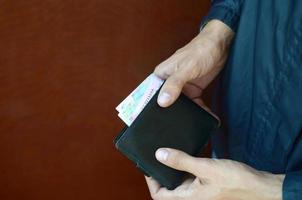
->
[116,73,163,126]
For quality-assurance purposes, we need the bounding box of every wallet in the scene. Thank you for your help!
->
[114,90,219,190]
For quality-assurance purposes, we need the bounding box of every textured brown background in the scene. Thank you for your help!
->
[0,1,210,199]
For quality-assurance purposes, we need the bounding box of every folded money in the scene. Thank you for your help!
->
[116,74,164,126]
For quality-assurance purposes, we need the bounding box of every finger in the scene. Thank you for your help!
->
[154,179,195,200]
[155,148,200,177]
[181,83,220,124]
[182,83,203,100]
[175,178,195,190]
[145,176,161,195]
[191,98,210,112]
[157,72,188,107]
[145,176,176,200]
[181,83,211,113]
[154,57,178,79]
[191,98,221,125]
[154,188,176,200]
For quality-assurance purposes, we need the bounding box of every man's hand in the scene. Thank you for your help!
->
[145,148,285,200]
[155,20,234,108]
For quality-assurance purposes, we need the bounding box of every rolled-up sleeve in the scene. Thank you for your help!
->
[201,0,243,32]
[283,171,302,200]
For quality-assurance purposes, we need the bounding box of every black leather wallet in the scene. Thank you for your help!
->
[114,90,219,190]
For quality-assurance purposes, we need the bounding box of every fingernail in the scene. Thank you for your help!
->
[155,149,169,162]
[158,92,171,105]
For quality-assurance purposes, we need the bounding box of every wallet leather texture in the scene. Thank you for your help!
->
[114,90,219,190]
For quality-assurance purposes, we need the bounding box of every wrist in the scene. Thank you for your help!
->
[199,19,234,49]
[259,173,285,200]
[192,20,234,68]
[250,172,285,200]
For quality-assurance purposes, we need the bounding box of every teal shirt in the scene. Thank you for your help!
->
[203,1,302,199]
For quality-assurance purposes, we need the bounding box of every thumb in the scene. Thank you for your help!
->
[155,148,200,176]
[157,73,187,107]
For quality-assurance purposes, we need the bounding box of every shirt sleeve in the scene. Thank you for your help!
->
[201,0,243,32]
[283,171,302,200]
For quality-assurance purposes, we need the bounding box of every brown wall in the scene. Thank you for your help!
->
[0,1,210,200]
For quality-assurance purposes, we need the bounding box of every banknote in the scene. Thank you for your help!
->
[116,73,164,126]
[116,74,151,113]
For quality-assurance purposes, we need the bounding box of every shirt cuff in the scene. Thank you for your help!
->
[283,171,302,200]
[200,4,240,32]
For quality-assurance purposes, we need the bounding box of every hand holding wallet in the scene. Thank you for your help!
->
[114,88,219,190]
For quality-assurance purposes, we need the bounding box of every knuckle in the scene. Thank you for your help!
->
[154,64,164,72]
[155,65,171,79]
[168,75,185,88]
[154,66,164,76]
